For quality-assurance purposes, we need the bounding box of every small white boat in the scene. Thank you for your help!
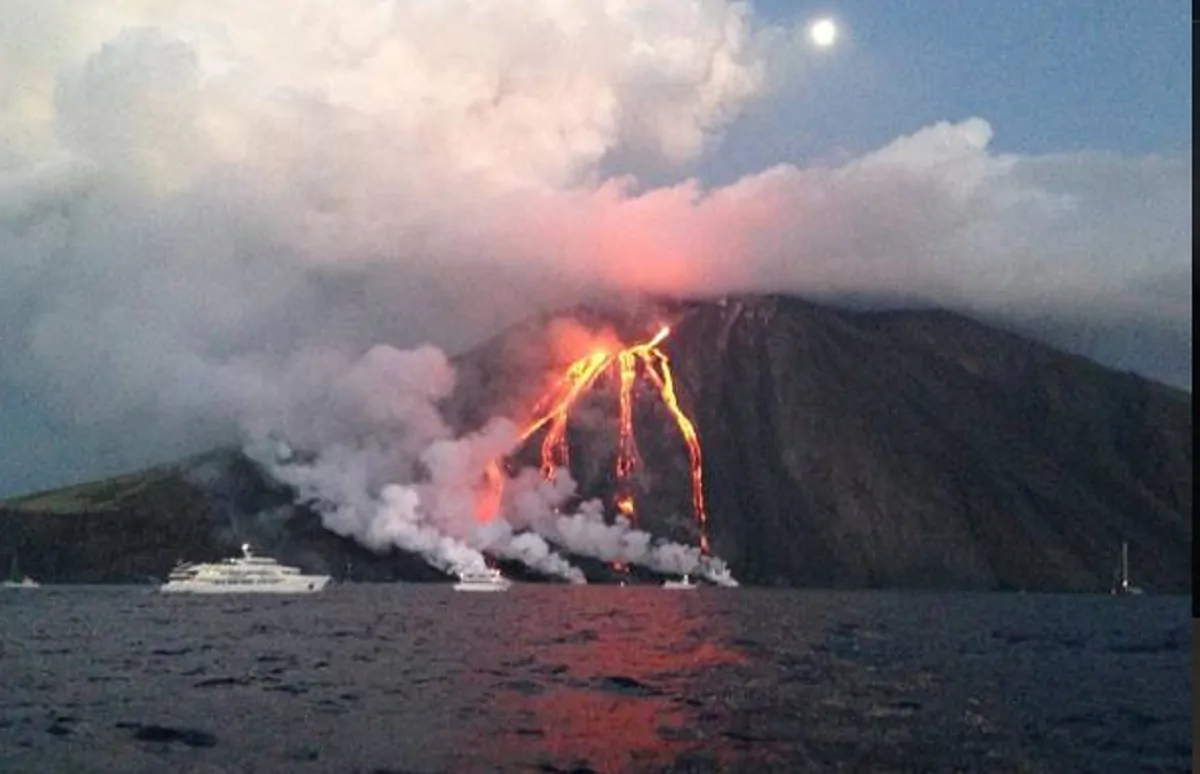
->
[160,544,331,594]
[662,574,697,590]
[453,567,512,592]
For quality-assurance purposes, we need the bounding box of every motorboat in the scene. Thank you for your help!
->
[662,574,698,590]
[160,544,331,594]
[453,567,512,592]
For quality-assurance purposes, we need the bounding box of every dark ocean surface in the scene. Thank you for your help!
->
[0,585,1190,773]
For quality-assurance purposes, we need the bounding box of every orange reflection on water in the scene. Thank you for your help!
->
[467,588,746,773]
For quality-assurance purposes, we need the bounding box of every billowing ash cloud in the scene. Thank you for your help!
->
[0,0,1190,497]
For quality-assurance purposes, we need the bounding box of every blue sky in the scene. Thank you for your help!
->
[694,0,1191,181]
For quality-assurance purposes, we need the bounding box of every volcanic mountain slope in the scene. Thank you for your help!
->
[449,294,1192,592]
[1,294,1192,591]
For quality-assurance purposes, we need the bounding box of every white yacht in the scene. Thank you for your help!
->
[453,567,512,592]
[160,544,331,594]
[662,574,698,590]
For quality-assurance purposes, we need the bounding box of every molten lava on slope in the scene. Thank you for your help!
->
[479,325,710,555]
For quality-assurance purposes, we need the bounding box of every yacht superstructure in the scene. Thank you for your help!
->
[160,544,330,594]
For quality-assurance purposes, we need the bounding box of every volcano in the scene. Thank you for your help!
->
[1,295,1192,591]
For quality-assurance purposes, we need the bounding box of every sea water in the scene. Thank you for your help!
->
[0,585,1189,773]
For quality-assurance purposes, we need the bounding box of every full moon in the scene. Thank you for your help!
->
[809,18,838,48]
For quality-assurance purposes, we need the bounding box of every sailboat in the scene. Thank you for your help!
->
[1110,541,1144,596]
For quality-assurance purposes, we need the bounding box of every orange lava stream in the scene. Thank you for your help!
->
[500,324,710,554]
[637,348,709,555]
[540,414,570,480]
[519,351,613,482]
[619,348,638,492]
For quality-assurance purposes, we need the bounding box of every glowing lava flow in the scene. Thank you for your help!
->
[514,325,710,554]
[632,343,709,555]
[520,350,612,478]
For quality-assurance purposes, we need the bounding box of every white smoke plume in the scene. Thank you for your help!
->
[0,0,1189,498]
[503,467,736,584]
[475,519,586,585]
[235,345,591,580]
[235,338,730,582]
[234,344,488,574]
[415,418,586,582]
[252,440,496,577]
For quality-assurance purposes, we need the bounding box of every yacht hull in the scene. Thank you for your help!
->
[452,582,511,592]
[160,575,331,594]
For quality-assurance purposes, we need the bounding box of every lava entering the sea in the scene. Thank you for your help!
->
[505,324,710,554]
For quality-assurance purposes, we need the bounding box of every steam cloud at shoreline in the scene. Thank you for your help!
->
[239,342,733,582]
[0,0,1190,506]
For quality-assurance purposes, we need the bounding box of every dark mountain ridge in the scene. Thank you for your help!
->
[2,294,1191,591]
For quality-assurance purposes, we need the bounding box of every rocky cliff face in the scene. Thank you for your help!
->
[1,295,1191,591]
